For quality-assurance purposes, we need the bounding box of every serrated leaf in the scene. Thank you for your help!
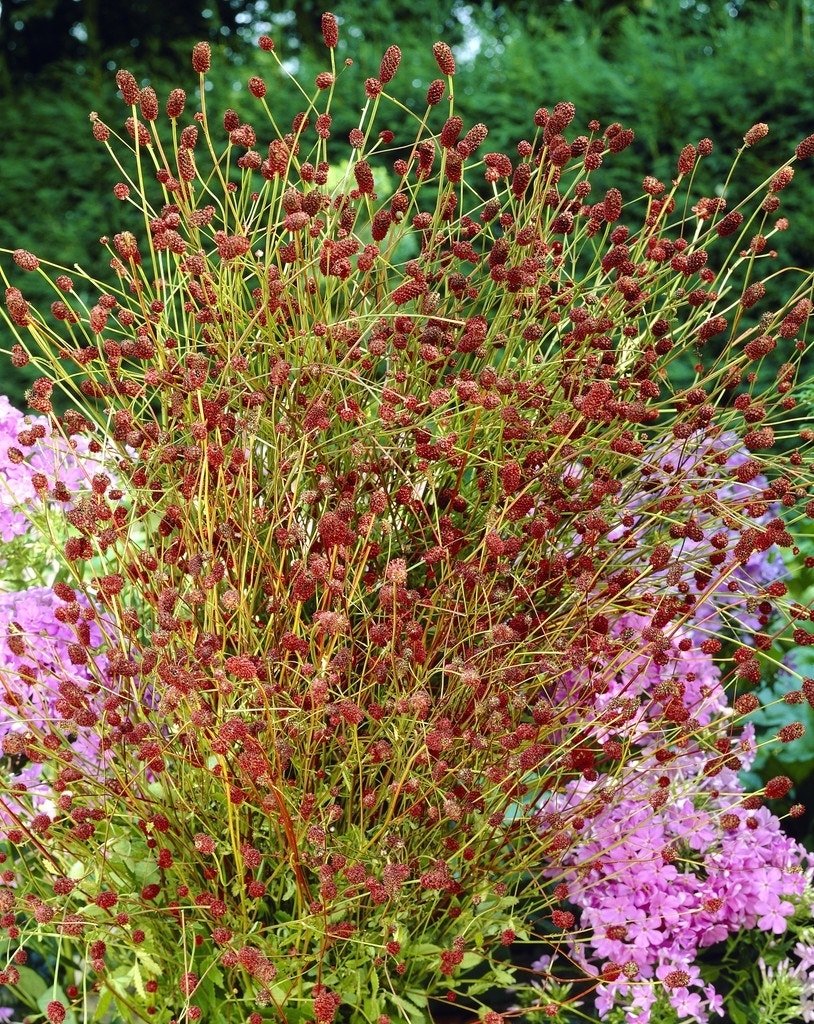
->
[390,993,428,1024]
[206,965,225,990]
[363,995,382,1021]
[131,960,146,1000]
[108,837,132,858]
[459,979,494,996]
[402,989,428,1008]
[404,942,440,957]
[466,966,516,991]
[136,947,163,974]
[92,986,115,1022]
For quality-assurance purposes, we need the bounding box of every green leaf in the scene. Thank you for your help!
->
[728,1002,749,1024]
[401,989,428,1009]
[460,978,496,997]
[281,872,298,901]
[108,837,132,858]
[363,995,383,1021]
[92,986,115,1023]
[135,947,163,974]
[488,966,516,986]
[131,960,146,1000]
[404,942,440,957]
[390,993,429,1024]
[206,965,225,991]
[13,964,48,1003]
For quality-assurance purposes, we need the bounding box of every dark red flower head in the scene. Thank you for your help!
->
[432,41,456,75]
[321,13,339,48]
[248,76,266,98]
[166,88,186,119]
[379,45,401,84]
[46,1002,66,1024]
[426,79,445,106]
[743,122,769,147]
[192,42,211,73]
[677,143,696,174]
[139,87,158,121]
[12,249,38,271]
[115,70,139,105]
[796,133,814,160]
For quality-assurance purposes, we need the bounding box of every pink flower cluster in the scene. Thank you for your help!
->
[539,747,810,1022]
[533,434,810,1021]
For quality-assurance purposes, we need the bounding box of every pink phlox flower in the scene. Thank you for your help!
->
[607,429,785,639]
[696,920,729,946]
[629,915,666,951]
[559,611,728,747]
[640,886,688,924]
[703,984,725,1018]
[755,896,795,934]
[622,984,657,1022]
[670,800,718,850]
[668,986,707,1022]
[538,746,811,1021]
[794,941,814,974]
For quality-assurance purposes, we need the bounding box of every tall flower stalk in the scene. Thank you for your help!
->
[0,15,813,1024]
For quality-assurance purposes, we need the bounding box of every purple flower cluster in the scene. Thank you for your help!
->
[0,585,107,806]
[0,393,100,542]
[550,609,728,752]
[0,395,114,805]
